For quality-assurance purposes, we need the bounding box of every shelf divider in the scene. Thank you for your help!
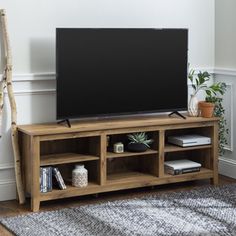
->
[99,134,107,185]
[107,149,158,159]
[40,153,99,166]
[158,130,165,177]
[164,144,212,153]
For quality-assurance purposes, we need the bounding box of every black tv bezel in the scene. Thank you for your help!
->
[56,28,188,120]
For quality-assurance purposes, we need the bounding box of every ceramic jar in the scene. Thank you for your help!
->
[72,165,88,188]
[113,142,124,153]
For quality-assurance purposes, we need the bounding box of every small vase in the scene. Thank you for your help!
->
[72,165,88,188]
[188,95,199,117]
[198,101,215,118]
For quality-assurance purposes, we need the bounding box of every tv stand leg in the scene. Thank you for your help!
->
[57,119,71,128]
[31,198,40,212]
[168,111,186,119]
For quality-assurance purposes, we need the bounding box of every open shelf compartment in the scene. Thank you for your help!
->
[107,154,159,183]
[106,130,159,158]
[165,126,213,151]
[164,147,213,176]
[40,136,100,166]
[41,160,100,194]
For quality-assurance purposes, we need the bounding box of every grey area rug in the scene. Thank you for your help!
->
[1,184,236,236]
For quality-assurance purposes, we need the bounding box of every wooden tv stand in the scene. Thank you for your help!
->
[18,115,219,212]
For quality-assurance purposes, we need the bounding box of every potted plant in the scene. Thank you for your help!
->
[199,82,227,118]
[188,69,226,118]
[188,69,228,155]
[127,132,153,152]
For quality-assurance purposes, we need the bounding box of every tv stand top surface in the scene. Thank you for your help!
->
[18,114,219,136]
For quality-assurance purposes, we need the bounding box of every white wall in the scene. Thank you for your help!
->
[215,0,236,178]
[215,0,236,69]
[1,0,215,73]
[0,0,215,200]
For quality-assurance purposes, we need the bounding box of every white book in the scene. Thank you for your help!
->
[53,167,66,190]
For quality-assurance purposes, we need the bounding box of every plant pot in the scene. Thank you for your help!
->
[198,101,215,118]
[188,95,199,117]
[127,143,148,152]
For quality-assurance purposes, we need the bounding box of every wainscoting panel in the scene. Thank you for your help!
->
[214,69,236,178]
[221,83,234,151]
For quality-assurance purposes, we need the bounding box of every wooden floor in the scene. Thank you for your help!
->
[0,175,236,235]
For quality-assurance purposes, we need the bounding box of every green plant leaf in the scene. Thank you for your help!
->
[196,77,199,86]
[192,84,196,91]
[206,90,211,96]
[127,132,153,146]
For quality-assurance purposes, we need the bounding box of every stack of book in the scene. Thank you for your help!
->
[40,167,66,193]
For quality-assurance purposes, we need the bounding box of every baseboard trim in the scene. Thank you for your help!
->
[219,157,236,179]
[0,179,16,201]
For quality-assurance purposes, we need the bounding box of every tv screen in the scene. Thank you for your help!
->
[56,28,188,119]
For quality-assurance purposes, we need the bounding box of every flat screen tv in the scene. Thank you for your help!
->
[56,28,188,120]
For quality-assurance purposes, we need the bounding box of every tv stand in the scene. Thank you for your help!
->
[57,119,71,128]
[18,115,219,212]
[168,111,186,119]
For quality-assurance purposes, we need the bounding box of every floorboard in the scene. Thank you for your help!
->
[0,175,236,235]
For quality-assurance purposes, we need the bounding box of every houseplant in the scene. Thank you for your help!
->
[127,132,153,152]
[188,69,226,118]
[188,69,228,155]
[199,82,227,118]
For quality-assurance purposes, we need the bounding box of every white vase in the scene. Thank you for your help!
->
[188,95,199,117]
[72,165,88,188]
